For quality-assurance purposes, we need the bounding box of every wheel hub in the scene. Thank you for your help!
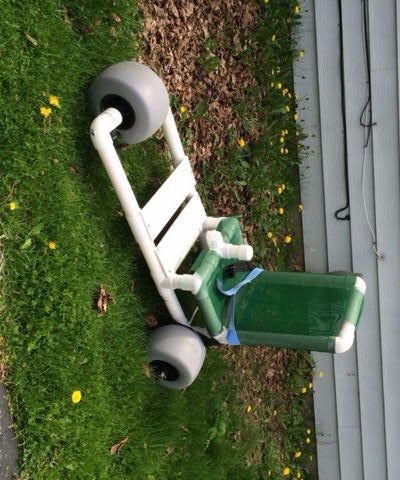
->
[100,94,135,130]
[149,360,179,382]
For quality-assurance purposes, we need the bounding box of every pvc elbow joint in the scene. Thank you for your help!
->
[90,108,123,151]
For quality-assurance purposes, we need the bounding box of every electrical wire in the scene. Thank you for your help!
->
[359,0,383,259]
[334,0,351,221]
[359,0,376,141]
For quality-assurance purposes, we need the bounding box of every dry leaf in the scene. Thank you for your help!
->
[142,363,152,378]
[110,437,128,455]
[108,12,121,23]
[109,26,118,39]
[96,284,115,316]
[61,4,73,27]
[165,447,174,456]
[119,143,132,151]
[145,313,158,327]
[77,25,92,35]
[25,34,37,46]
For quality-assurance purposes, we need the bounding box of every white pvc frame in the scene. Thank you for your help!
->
[90,107,253,327]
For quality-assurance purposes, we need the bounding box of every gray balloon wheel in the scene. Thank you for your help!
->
[148,325,206,390]
[89,61,169,144]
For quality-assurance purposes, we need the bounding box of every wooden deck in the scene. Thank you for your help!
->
[295,1,400,478]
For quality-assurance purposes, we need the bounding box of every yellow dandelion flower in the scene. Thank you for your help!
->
[267,470,272,477]
[301,387,307,394]
[278,187,283,194]
[279,136,285,143]
[306,428,312,435]
[271,68,275,75]
[298,203,303,212]
[277,82,282,89]
[238,138,246,148]
[285,148,289,154]
[305,437,311,444]
[271,34,276,41]
[48,241,56,250]
[264,0,269,3]
[309,382,313,389]
[40,106,52,117]
[8,202,16,211]
[318,370,324,378]
[49,95,60,107]
[270,81,275,88]
[282,88,289,96]
[281,183,286,190]
[282,467,291,476]
[280,147,285,154]
[284,235,292,244]
[179,105,186,113]
[298,50,305,58]
[278,207,284,215]
[297,473,301,479]
[273,409,277,416]
[285,105,290,112]
[246,405,252,413]
[267,231,273,239]
[294,451,302,458]
[294,5,300,14]
[294,113,298,121]
[71,390,82,403]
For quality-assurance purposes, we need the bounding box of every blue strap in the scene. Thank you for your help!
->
[216,267,263,345]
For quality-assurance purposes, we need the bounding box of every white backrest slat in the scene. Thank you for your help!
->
[156,194,206,274]
[142,157,196,240]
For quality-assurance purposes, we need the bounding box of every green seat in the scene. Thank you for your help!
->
[191,218,365,353]
[232,271,365,352]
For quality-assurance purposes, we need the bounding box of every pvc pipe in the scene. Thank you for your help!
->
[90,108,190,326]
[90,108,142,219]
[162,108,186,166]
[202,216,226,231]
[335,322,356,353]
[202,230,253,261]
[90,108,123,150]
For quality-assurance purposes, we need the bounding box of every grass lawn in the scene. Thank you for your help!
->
[0,1,316,479]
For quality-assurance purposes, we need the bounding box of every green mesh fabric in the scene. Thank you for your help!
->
[234,272,364,352]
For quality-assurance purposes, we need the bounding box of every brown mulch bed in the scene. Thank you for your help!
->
[138,0,261,177]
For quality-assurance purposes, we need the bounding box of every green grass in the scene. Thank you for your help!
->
[0,1,316,479]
